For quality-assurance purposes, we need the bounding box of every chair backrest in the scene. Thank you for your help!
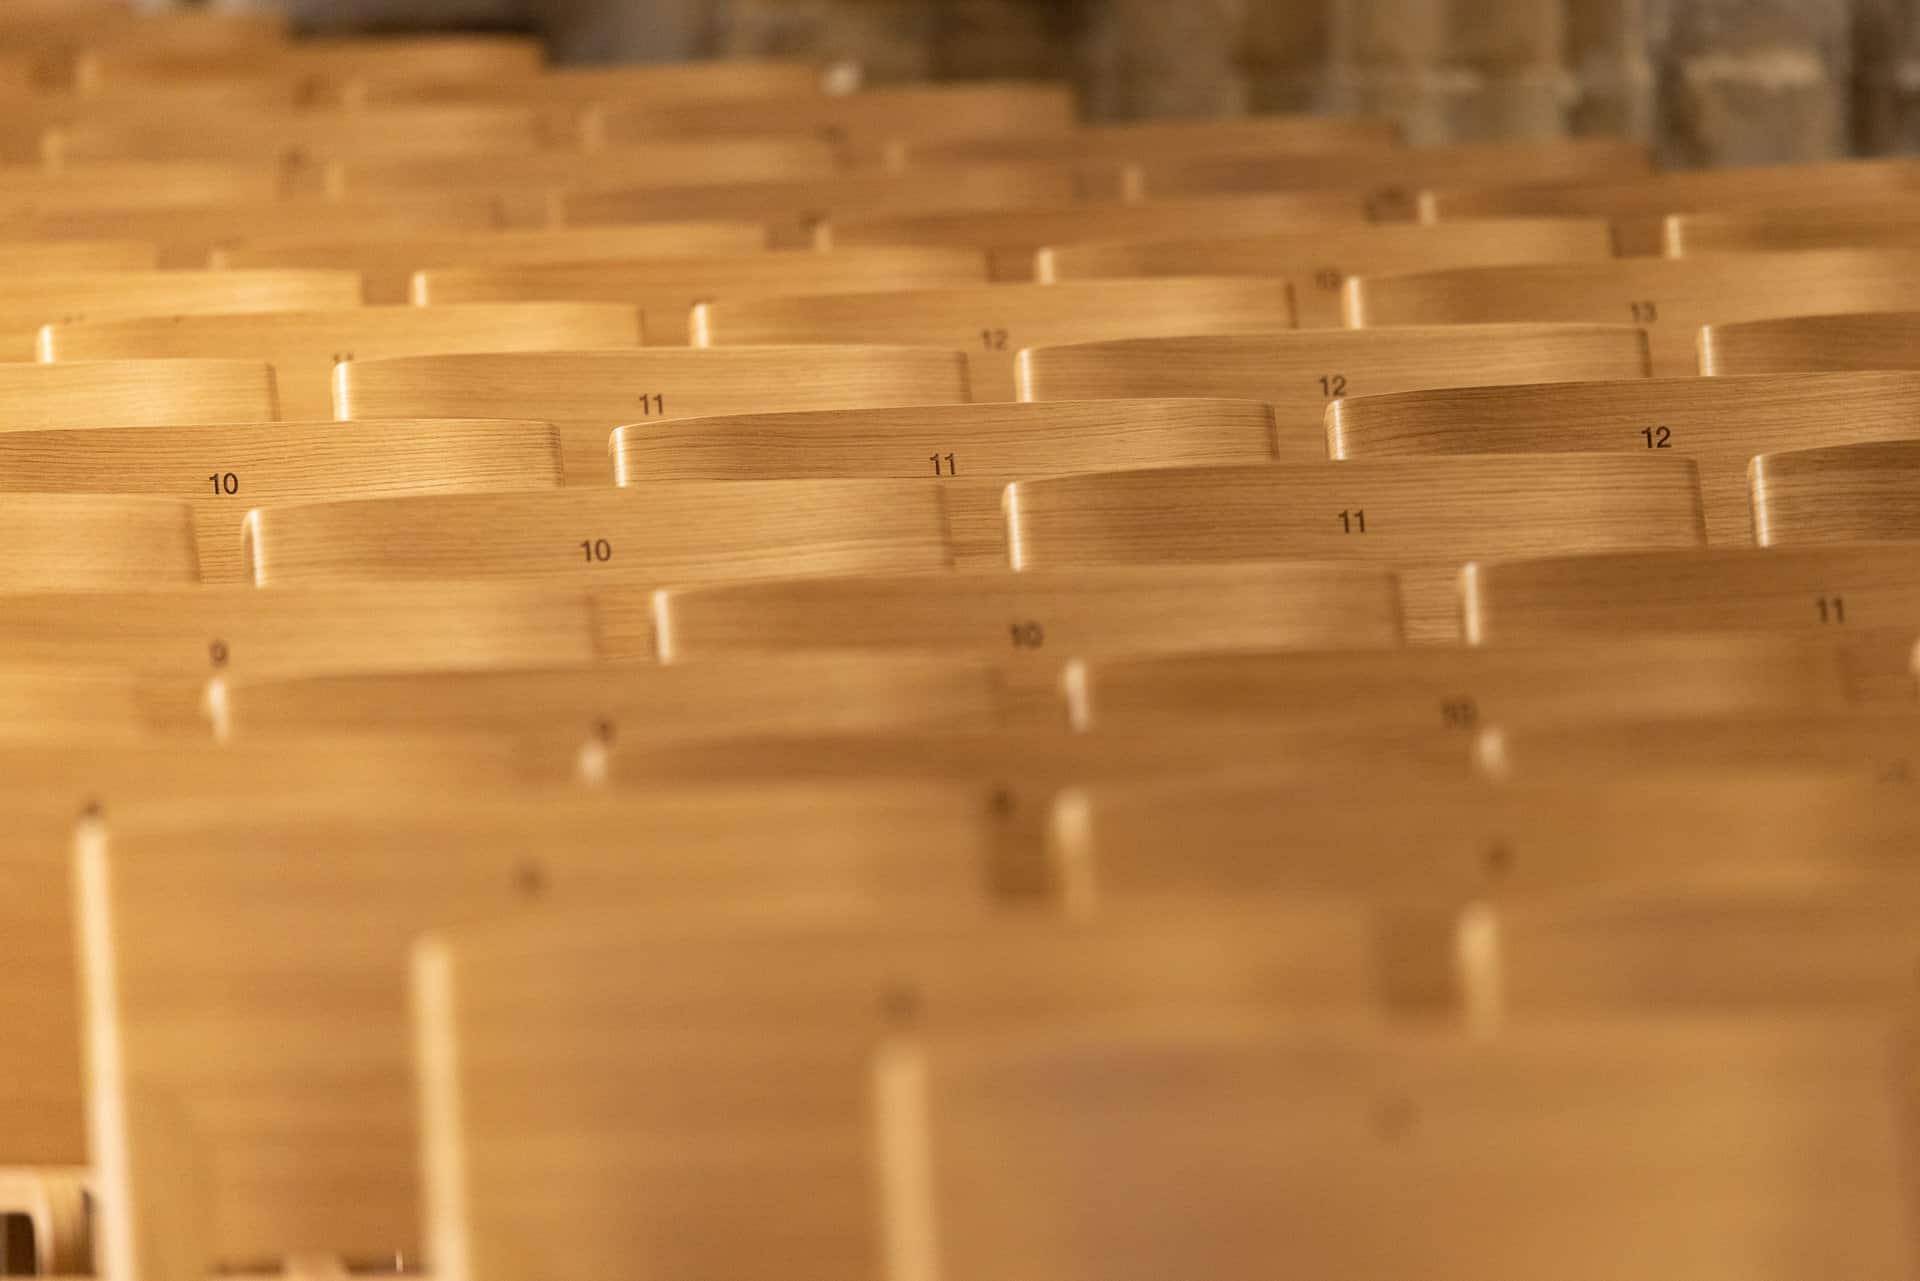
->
[411,245,988,344]
[1037,217,1615,326]
[329,138,843,201]
[1018,325,1650,456]
[212,222,770,303]
[908,113,1401,166]
[43,103,560,166]
[410,909,1404,1281]
[79,785,1009,1281]
[1327,372,1920,542]
[0,268,361,357]
[1699,309,1920,375]
[0,238,155,270]
[1752,441,1920,546]
[0,418,563,581]
[1665,199,1920,255]
[1479,713,1920,786]
[43,301,643,420]
[0,358,277,426]
[1005,455,1705,640]
[359,59,821,107]
[335,347,972,481]
[243,479,954,588]
[694,277,1294,400]
[0,160,288,211]
[909,1014,1916,1279]
[0,494,199,589]
[1344,250,1920,377]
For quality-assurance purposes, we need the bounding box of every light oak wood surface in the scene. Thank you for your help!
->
[328,138,843,202]
[1751,440,1920,546]
[1479,713,1920,787]
[0,494,199,588]
[44,103,563,167]
[907,113,1402,167]
[0,358,277,426]
[0,269,362,359]
[0,238,156,270]
[1699,308,1920,375]
[1665,198,1920,255]
[358,59,822,107]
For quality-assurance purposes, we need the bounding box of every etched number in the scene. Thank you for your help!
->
[208,471,238,495]
[1318,373,1348,397]
[1639,425,1672,449]
[1440,697,1479,728]
[1628,300,1659,324]
[208,639,229,668]
[1313,267,1344,290]
[929,452,957,476]
[580,538,612,563]
[635,393,666,415]
[1008,621,1045,649]
[980,328,1008,350]
[1816,595,1846,624]
[1338,508,1366,534]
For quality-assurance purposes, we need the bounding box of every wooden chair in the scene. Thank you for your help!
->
[327,138,842,202]
[0,268,361,359]
[1752,441,1920,546]
[823,192,1372,281]
[1037,218,1614,327]
[78,782,1010,1281]
[1005,455,1704,640]
[409,909,1406,1281]
[1017,325,1650,456]
[43,301,643,420]
[0,358,277,426]
[610,398,1281,566]
[693,277,1295,401]
[1326,372,1920,542]
[411,245,989,344]
[1478,713,1920,787]
[356,59,823,108]
[906,1014,1915,1279]
[0,495,198,589]
[1665,198,1920,255]
[0,238,154,270]
[1699,309,1920,375]
[1344,250,1920,377]
[1063,636,1855,737]
[1421,157,1920,254]
[906,113,1402,168]
[212,221,771,304]
[42,104,564,167]
[335,347,971,482]
[0,418,563,581]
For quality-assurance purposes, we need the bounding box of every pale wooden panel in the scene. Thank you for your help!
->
[43,302,642,420]
[1327,372,1920,542]
[358,60,821,108]
[1039,218,1613,327]
[336,347,971,482]
[243,480,954,587]
[1345,250,1920,377]
[602,82,1077,153]
[85,33,541,93]
[212,222,770,304]
[918,1015,1914,1280]
[1481,714,1920,787]
[610,398,1278,566]
[1422,157,1920,254]
[1005,455,1704,640]
[0,494,197,588]
[0,667,144,741]
[414,910,1398,1281]
[1700,309,1920,376]
[414,246,988,345]
[1752,440,1920,545]
[0,418,562,581]
[0,269,360,360]
[44,104,559,167]
[0,238,153,270]
[1018,324,1650,457]
[825,192,1371,281]
[1666,199,1920,255]
[1066,636,1855,737]
[329,138,842,202]
[0,161,289,211]
[695,277,1294,400]
[0,358,276,426]
[909,114,1402,167]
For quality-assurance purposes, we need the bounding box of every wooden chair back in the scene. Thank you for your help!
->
[0,358,277,426]
[1752,441,1920,546]
[0,268,361,358]
[0,495,199,589]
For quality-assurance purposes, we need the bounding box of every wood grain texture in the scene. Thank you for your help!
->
[0,160,289,211]
[415,910,1390,1281]
[80,784,1004,1281]
[243,480,956,587]
[908,114,1401,166]
[413,246,989,344]
[329,138,842,202]
[1699,310,1920,376]
[336,347,972,482]
[45,104,557,166]
[43,302,643,421]
[1006,456,1703,642]
[1327,372,1920,542]
[87,31,540,89]
[694,277,1295,401]
[1019,325,1650,456]
[0,418,562,580]
[1345,250,1920,378]
[0,358,277,426]
[1422,158,1920,254]
[647,564,1404,662]
[1752,440,1920,546]
[0,269,361,360]
[1484,713,1920,786]
[357,59,820,107]
[0,238,155,270]
[602,82,1076,152]
[1665,199,1920,255]
[1038,218,1613,327]
[212,223,769,304]
[612,398,1279,565]
[0,494,198,588]
[825,193,1371,281]
[917,1013,1912,1280]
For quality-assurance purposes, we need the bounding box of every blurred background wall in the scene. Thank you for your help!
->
[248,0,1920,166]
